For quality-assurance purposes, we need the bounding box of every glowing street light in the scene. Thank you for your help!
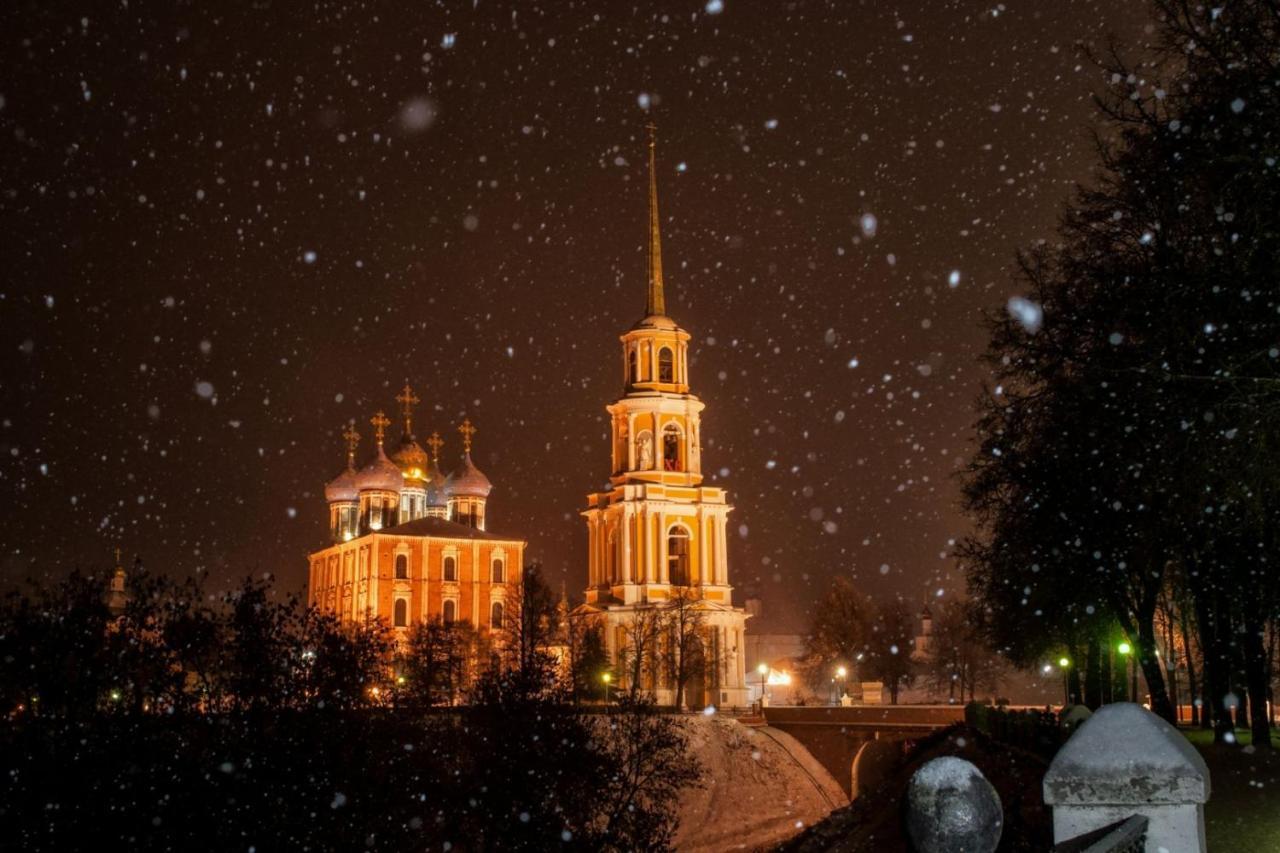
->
[601,672,612,705]
[757,663,769,708]
[1117,642,1137,702]
[1058,658,1071,706]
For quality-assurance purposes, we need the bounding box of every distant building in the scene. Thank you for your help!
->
[307,396,525,636]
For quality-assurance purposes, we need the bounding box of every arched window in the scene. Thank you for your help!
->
[658,347,674,383]
[668,525,691,586]
[631,347,641,383]
[395,554,408,579]
[492,558,505,583]
[490,601,504,630]
[443,555,457,582]
[393,598,408,627]
[663,424,682,471]
[443,599,457,624]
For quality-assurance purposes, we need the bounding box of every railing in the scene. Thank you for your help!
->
[1052,815,1148,853]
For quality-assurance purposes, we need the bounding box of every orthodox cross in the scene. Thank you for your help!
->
[342,424,360,466]
[395,383,420,436]
[370,411,391,446]
[426,431,444,463]
[458,418,477,454]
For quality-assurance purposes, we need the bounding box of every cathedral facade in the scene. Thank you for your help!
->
[307,396,524,636]
[577,126,749,709]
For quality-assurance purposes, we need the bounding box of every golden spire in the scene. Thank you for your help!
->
[342,424,361,468]
[458,418,477,454]
[114,547,122,568]
[370,411,391,447]
[395,383,420,437]
[646,121,666,317]
[426,431,444,463]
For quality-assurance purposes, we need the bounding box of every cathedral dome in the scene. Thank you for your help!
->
[324,467,359,503]
[425,457,448,505]
[391,436,430,483]
[356,447,404,493]
[445,453,492,498]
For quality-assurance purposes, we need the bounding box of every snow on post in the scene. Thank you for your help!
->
[1043,702,1210,853]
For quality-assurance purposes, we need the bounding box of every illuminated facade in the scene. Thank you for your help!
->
[308,396,524,635]
[577,125,749,708]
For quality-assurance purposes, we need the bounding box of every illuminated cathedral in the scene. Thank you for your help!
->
[307,392,524,635]
[576,126,749,708]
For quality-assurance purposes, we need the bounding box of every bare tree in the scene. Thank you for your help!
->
[620,605,665,700]
[924,601,1005,704]
[663,587,707,710]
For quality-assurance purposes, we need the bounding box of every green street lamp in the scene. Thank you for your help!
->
[1118,642,1136,702]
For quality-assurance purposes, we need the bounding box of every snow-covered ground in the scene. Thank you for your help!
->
[674,716,848,852]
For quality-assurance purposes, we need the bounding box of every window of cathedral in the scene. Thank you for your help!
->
[395,554,408,579]
[630,346,640,384]
[668,525,691,586]
[658,347,674,383]
[443,599,457,624]
[443,555,457,582]
[663,425,682,471]
[393,597,408,627]
[490,601,503,630]
[492,558,504,583]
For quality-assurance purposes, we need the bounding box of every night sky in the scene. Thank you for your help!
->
[2,1,1149,629]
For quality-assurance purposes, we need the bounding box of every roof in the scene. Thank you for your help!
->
[324,466,359,502]
[376,515,520,543]
[445,452,493,497]
[355,446,404,492]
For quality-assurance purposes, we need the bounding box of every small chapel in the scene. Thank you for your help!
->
[576,125,749,709]
[306,392,525,636]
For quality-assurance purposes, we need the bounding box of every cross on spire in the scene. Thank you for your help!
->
[114,546,122,566]
[646,121,666,317]
[371,411,391,446]
[426,431,444,462]
[395,383,420,437]
[458,418,477,454]
[342,424,361,467]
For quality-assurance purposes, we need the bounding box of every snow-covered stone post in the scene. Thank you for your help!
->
[1043,702,1210,853]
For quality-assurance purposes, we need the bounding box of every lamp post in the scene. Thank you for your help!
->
[602,672,612,706]
[1058,657,1071,706]
[757,663,769,708]
[835,665,847,705]
[1118,641,1134,703]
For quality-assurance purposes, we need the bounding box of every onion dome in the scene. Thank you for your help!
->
[445,452,492,498]
[391,384,429,483]
[356,411,404,492]
[356,445,404,492]
[421,430,448,506]
[444,418,491,497]
[325,467,359,502]
[326,424,361,502]
[392,436,430,484]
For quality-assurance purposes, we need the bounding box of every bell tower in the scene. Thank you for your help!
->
[580,125,747,708]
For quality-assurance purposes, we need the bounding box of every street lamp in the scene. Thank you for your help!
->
[1118,642,1135,702]
[602,672,612,706]
[757,663,769,708]
[1058,658,1071,706]
[835,665,848,704]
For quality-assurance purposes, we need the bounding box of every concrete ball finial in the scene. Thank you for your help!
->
[906,756,1003,853]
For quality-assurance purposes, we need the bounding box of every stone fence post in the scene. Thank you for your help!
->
[1043,702,1210,853]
